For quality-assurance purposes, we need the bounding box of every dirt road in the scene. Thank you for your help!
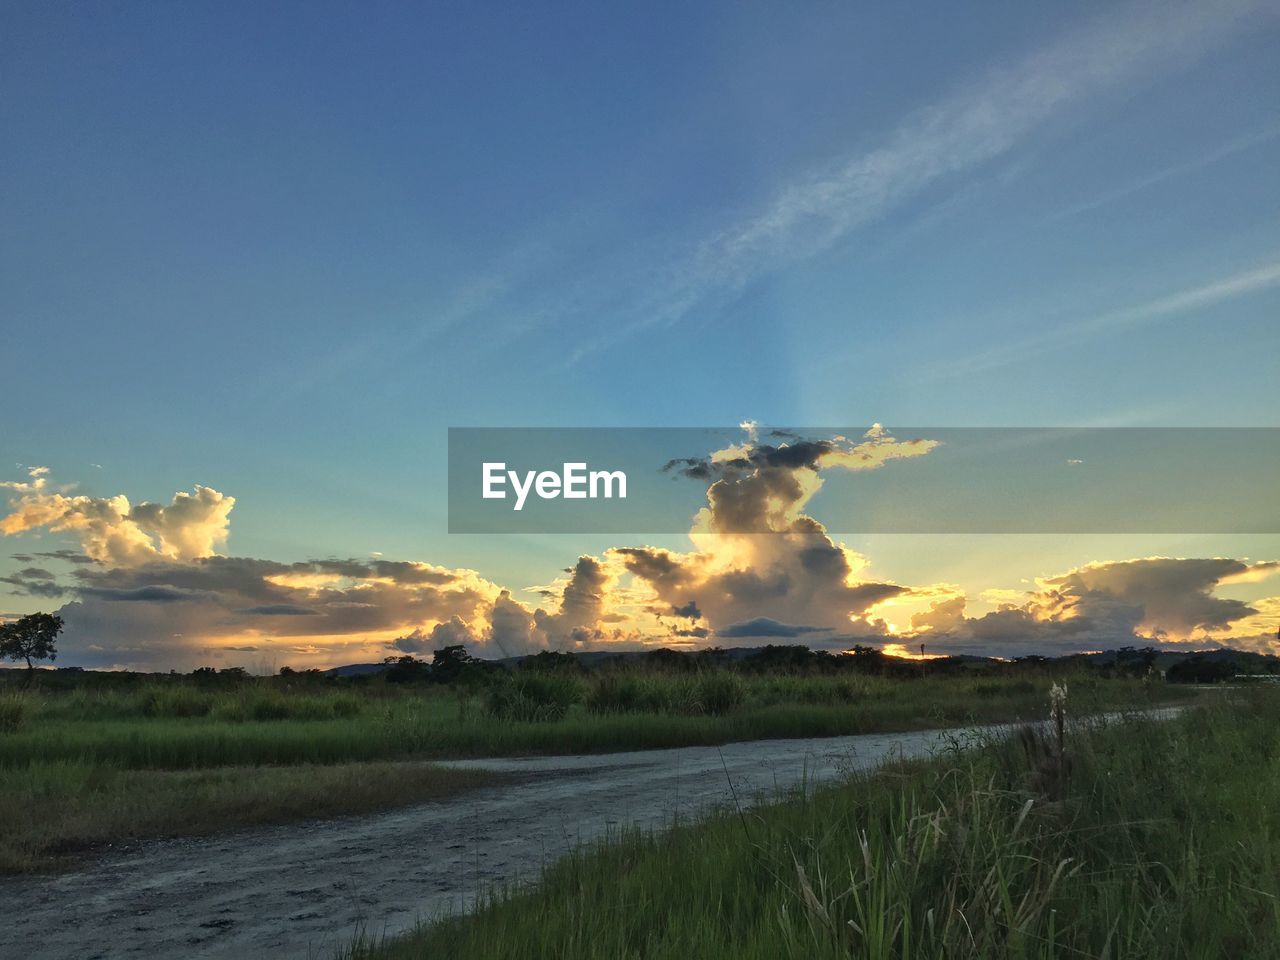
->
[0,724,999,959]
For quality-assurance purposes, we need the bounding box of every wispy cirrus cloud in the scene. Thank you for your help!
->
[561,0,1273,362]
[926,255,1280,380]
[1040,122,1280,226]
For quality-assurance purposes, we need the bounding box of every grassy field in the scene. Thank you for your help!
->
[0,667,1184,874]
[346,689,1276,960]
[0,761,502,873]
[0,670,1181,768]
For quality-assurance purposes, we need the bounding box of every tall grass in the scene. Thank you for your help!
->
[0,674,1180,771]
[30,684,365,722]
[0,694,27,733]
[349,690,1280,960]
[486,672,586,722]
[585,671,747,715]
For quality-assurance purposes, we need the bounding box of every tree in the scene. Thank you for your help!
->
[430,645,476,684]
[0,612,63,679]
[382,654,430,684]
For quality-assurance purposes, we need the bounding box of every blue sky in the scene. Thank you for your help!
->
[2,1,1278,667]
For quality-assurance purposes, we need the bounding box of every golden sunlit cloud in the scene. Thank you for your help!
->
[2,442,1277,670]
[1,476,233,566]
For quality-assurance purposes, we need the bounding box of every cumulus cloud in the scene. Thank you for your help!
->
[35,554,513,669]
[4,440,1276,670]
[17,426,934,666]
[662,427,937,536]
[1,473,234,565]
[910,557,1280,655]
[390,616,479,655]
[604,426,935,643]
[0,466,50,493]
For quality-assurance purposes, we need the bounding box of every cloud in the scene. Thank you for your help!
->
[567,0,1272,361]
[79,584,222,603]
[10,432,1278,669]
[533,556,614,650]
[34,554,511,669]
[18,546,558,669]
[664,426,938,534]
[390,616,479,654]
[910,557,1280,655]
[0,466,50,493]
[717,617,830,639]
[1038,558,1276,637]
[606,426,931,643]
[239,604,321,616]
[0,566,69,599]
[933,256,1280,379]
[11,549,99,566]
[665,428,937,486]
[1,473,234,565]
[487,589,539,658]
[672,600,701,619]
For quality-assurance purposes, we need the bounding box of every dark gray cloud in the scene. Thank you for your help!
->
[80,584,222,603]
[0,571,68,599]
[718,617,831,639]
[239,604,320,616]
[672,600,701,619]
[663,440,834,483]
[1,562,69,598]
[12,550,99,566]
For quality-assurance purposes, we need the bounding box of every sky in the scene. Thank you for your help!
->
[1,0,1278,669]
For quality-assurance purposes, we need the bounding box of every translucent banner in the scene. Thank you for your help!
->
[447,427,1279,534]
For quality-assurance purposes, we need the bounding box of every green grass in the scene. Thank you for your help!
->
[0,760,504,873]
[346,690,1280,960]
[0,673,1180,770]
